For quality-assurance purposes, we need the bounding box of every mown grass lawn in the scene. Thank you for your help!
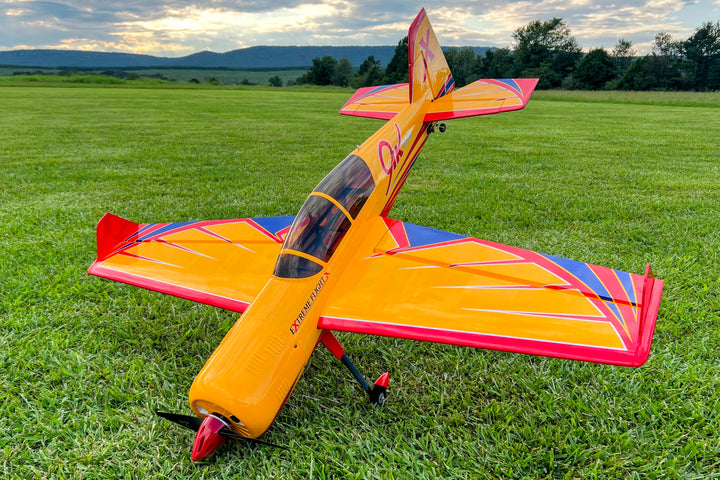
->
[1,84,719,479]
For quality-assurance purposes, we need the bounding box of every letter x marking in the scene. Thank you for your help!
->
[418,26,436,63]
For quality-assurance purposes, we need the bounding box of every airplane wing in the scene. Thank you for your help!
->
[318,217,663,367]
[88,213,293,312]
[424,79,539,121]
[339,83,410,120]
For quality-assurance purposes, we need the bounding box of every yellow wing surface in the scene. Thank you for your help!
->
[339,83,410,120]
[425,78,540,121]
[319,217,663,367]
[88,213,293,312]
[340,79,538,122]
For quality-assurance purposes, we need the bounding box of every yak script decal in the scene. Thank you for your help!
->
[378,123,414,195]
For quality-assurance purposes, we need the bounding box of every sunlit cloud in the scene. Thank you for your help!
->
[0,0,716,55]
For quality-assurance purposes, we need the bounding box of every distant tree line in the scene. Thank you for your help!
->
[295,18,720,91]
[293,37,409,87]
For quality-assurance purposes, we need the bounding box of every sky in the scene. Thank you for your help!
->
[1,0,719,57]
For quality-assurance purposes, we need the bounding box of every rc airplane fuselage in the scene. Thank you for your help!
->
[89,9,663,461]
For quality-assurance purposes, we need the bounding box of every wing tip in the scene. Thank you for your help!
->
[95,212,139,262]
[632,265,664,366]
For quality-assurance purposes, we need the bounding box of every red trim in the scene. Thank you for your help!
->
[383,217,410,249]
[318,316,645,367]
[635,265,664,366]
[96,213,139,261]
[319,330,345,360]
[513,78,540,103]
[97,215,286,263]
[407,8,427,103]
[342,85,379,106]
[425,106,504,122]
[88,263,249,313]
[339,110,398,120]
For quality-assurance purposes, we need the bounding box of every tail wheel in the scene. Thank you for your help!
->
[368,372,389,405]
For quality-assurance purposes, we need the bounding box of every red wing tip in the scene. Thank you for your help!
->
[96,212,139,261]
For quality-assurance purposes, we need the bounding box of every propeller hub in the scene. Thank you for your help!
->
[191,414,229,462]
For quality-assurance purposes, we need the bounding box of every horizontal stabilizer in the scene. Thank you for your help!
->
[424,78,538,121]
[319,217,663,367]
[89,213,294,312]
[339,83,410,120]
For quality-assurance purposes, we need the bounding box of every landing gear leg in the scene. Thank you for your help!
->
[319,330,389,405]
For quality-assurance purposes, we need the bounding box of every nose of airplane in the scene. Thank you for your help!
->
[191,414,228,462]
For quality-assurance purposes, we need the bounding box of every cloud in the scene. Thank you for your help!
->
[1,0,713,55]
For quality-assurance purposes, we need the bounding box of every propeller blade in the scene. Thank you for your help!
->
[218,427,289,450]
[156,411,288,451]
[156,411,203,432]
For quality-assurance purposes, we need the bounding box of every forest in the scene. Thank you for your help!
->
[294,18,720,91]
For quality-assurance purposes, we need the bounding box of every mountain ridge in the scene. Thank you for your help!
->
[0,46,490,69]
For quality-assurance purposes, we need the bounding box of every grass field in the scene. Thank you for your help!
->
[0,67,307,86]
[1,84,719,479]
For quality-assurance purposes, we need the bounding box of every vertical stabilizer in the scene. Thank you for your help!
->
[409,8,454,103]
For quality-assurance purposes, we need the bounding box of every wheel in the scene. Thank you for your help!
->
[368,384,387,405]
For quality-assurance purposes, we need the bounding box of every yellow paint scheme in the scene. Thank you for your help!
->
[425,78,531,120]
[189,275,328,437]
[92,25,438,439]
[322,218,626,351]
[187,85,434,439]
[93,219,285,308]
[89,8,661,449]
[339,83,410,120]
[410,9,452,102]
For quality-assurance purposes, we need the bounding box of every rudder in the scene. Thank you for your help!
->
[409,8,454,103]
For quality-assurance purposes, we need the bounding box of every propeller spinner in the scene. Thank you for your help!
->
[156,411,287,461]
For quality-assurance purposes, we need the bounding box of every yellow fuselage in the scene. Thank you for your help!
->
[189,100,430,438]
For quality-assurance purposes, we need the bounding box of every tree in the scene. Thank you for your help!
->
[384,36,409,84]
[618,55,680,91]
[651,32,683,89]
[358,56,381,76]
[611,38,637,78]
[683,21,720,90]
[332,58,354,87]
[572,48,615,89]
[302,56,338,85]
[708,61,720,90]
[268,75,283,87]
[473,47,515,79]
[352,56,384,87]
[512,18,582,88]
[444,47,478,87]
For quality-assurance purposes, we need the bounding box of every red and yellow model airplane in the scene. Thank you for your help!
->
[89,9,663,461]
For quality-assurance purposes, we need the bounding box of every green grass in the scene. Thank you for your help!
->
[0,74,173,86]
[0,68,308,86]
[1,85,719,478]
[120,68,307,85]
[535,89,720,108]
